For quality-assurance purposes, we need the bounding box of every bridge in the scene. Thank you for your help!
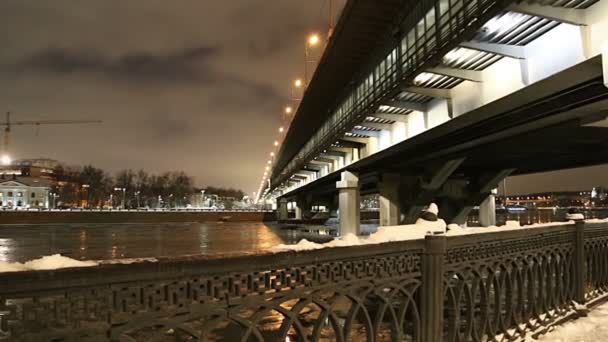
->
[263,0,608,234]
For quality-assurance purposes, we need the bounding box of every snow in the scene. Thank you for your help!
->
[270,217,447,252]
[534,300,608,341]
[100,257,158,264]
[271,202,599,252]
[0,254,98,273]
[565,213,585,220]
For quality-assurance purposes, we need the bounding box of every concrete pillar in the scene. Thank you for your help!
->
[336,171,360,236]
[479,194,496,227]
[295,197,311,220]
[603,44,608,88]
[278,198,288,221]
[379,173,400,226]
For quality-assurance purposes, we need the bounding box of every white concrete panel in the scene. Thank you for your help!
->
[391,121,407,144]
[588,0,608,56]
[527,24,585,83]
[379,129,392,150]
[407,111,426,137]
[451,81,482,117]
[481,57,526,105]
[427,98,451,129]
[361,137,378,158]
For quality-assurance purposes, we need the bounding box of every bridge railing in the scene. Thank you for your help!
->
[1,221,607,341]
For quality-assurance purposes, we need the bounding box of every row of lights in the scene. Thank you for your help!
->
[255,34,323,203]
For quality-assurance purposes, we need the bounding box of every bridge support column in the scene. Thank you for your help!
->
[379,173,400,226]
[278,198,288,221]
[442,169,514,225]
[478,193,496,227]
[336,171,360,236]
[401,159,465,224]
[295,197,312,220]
[603,44,608,88]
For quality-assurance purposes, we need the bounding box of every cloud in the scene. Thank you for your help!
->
[9,45,284,109]
[17,46,220,82]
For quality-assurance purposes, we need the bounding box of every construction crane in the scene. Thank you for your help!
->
[1,111,102,164]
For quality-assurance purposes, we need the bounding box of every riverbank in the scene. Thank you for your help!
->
[0,210,275,224]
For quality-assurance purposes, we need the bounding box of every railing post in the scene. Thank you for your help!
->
[574,220,586,304]
[421,234,446,342]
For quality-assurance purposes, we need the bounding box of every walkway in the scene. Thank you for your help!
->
[538,300,608,341]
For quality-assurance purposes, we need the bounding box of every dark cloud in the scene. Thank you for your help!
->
[10,45,284,110]
[18,46,220,82]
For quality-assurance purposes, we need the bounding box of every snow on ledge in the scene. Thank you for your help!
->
[270,218,447,252]
[0,254,98,273]
[271,218,589,253]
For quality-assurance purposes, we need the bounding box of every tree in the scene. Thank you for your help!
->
[79,165,112,208]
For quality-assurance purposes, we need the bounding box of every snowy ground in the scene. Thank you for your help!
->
[536,300,608,341]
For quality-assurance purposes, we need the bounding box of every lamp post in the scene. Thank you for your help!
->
[304,35,320,85]
[114,187,126,209]
[81,184,90,208]
[135,190,141,209]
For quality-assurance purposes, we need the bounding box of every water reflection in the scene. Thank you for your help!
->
[468,208,608,226]
[0,222,325,263]
[2,209,606,264]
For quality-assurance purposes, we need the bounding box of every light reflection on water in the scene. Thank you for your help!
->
[468,208,608,226]
[2,209,605,263]
[0,222,335,263]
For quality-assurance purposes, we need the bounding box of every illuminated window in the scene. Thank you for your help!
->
[17,192,23,197]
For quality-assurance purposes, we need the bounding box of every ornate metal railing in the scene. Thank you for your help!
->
[1,221,607,341]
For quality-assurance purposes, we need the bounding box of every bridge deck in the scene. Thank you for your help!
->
[281,55,608,198]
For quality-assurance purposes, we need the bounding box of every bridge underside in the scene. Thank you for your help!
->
[279,55,608,224]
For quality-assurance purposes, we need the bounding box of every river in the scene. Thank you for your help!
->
[1,208,607,263]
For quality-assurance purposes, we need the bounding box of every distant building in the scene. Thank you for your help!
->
[0,176,51,208]
[0,158,61,179]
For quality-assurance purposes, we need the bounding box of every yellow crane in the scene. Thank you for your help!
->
[1,111,102,164]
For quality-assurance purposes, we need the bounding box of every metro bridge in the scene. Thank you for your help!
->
[263,0,608,235]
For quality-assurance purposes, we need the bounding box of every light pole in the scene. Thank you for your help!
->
[304,34,320,85]
[81,184,90,208]
[135,190,141,208]
[114,187,126,209]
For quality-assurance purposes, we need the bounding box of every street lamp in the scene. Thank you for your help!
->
[135,190,141,208]
[81,184,90,209]
[113,187,126,209]
[305,34,320,85]
[1,154,11,166]
[274,140,279,147]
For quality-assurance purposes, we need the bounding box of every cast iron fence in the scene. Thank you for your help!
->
[0,220,607,341]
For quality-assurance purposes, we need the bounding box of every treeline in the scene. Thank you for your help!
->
[52,165,245,209]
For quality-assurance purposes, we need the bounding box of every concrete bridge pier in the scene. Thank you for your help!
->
[336,170,360,236]
[295,196,312,220]
[440,170,514,226]
[379,173,400,226]
[278,198,289,221]
[479,193,497,227]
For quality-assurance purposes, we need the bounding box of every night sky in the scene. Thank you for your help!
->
[0,1,606,196]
